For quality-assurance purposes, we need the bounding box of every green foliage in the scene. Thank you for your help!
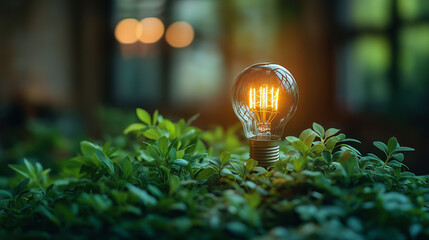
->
[9,159,50,187]
[0,113,428,240]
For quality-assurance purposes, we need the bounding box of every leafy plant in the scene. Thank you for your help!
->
[9,159,50,187]
[0,109,428,240]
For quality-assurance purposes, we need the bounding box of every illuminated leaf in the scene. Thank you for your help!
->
[312,122,325,138]
[137,108,151,125]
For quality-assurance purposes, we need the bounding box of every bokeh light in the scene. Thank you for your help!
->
[165,21,194,48]
[115,18,140,44]
[137,17,165,44]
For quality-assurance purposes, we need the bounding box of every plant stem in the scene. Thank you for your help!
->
[382,155,391,169]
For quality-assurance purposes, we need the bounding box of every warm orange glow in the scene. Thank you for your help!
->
[115,18,140,44]
[250,87,254,109]
[137,17,165,43]
[274,88,279,111]
[249,85,279,111]
[165,21,194,48]
[249,85,280,124]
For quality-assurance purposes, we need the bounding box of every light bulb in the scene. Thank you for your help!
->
[232,63,299,167]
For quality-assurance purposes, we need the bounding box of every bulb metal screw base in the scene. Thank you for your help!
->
[249,137,280,168]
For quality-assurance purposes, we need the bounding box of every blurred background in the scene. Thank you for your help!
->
[1,0,429,174]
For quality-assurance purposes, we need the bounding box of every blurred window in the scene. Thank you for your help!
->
[348,0,392,29]
[399,0,429,20]
[111,0,224,107]
[168,0,223,106]
[337,0,429,114]
[399,24,429,113]
[338,36,391,111]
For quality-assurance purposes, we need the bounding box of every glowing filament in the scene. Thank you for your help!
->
[274,88,279,111]
[248,85,280,134]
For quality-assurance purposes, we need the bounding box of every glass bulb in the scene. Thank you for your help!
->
[231,63,299,166]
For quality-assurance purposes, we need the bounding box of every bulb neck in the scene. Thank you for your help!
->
[257,122,271,135]
[249,136,280,168]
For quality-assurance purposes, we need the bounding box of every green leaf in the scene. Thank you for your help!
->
[41,168,51,178]
[168,138,178,153]
[158,119,176,136]
[337,151,357,177]
[176,150,185,159]
[340,138,361,144]
[325,137,340,151]
[394,146,415,152]
[189,153,207,164]
[173,159,189,167]
[294,142,308,155]
[146,145,161,160]
[123,123,146,134]
[169,147,177,161]
[288,139,308,156]
[127,184,157,206]
[337,133,346,140]
[147,185,163,198]
[0,190,12,199]
[325,128,340,139]
[13,178,30,196]
[160,165,170,176]
[152,110,159,126]
[392,153,404,162]
[245,159,257,172]
[169,175,181,195]
[121,157,134,179]
[24,159,36,179]
[80,141,99,156]
[399,172,416,180]
[37,206,60,226]
[387,137,398,154]
[292,157,305,172]
[299,129,314,142]
[363,153,384,165]
[286,136,300,143]
[226,222,247,235]
[221,165,236,177]
[388,160,407,169]
[303,133,316,148]
[143,128,161,140]
[158,136,168,156]
[301,170,322,177]
[220,151,231,167]
[94,148,115,175]
[321,150,332,163]
[367,153,383,161]
[373,141,388,155]
[195,168,216,181]
[340,145,362,156]
[137,108,151,125]
[187,113,200,126]
[310,144,326,155]
[312,122,325,138]
[209,158,221,172]
[9,164,30,179]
